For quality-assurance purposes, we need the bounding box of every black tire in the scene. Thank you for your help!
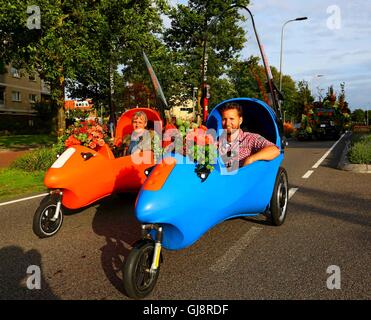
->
[123,240,160,299]
[33,195,64,238]
[270,167,288,226]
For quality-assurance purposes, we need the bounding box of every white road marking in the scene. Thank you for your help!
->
[210,226,262,273]
[289,188,299,199]
[302,170,314,179]
[0,193,48,207]
[312,133,346,169]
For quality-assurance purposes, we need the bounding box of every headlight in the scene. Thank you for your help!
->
[51,148,76,168]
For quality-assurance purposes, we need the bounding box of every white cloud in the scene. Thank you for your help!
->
[240,0,371,109]
[161,0,371,109]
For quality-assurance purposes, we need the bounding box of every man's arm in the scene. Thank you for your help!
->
[242,145,280,166]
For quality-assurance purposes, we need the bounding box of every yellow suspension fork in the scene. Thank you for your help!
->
[141,224,163,274]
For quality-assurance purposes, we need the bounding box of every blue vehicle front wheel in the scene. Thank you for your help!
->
[270,167,288,226]
[123,239,160,299]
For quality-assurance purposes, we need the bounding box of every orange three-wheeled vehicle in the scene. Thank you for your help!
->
[32,107,162,238]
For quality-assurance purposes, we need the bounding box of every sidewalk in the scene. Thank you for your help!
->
[0,150,31,168]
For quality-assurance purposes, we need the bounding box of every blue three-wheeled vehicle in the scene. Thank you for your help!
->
[122,4,289,299]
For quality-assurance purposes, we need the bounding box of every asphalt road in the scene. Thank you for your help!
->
[0,134,370,300]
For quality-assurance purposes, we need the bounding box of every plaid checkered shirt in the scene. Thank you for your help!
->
[218,129,276,168]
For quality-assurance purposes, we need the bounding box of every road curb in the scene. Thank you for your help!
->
[337,133,371,173]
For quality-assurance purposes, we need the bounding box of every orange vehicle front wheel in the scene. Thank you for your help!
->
[33,195,64,238]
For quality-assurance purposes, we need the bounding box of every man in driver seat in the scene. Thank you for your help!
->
[219,102,280,170]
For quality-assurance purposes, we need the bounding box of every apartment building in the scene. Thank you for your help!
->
[0,64,51,132]
[0,64,50,116]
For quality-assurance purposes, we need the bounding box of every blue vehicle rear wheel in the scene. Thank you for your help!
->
[270,167,288,226]
[123,239,160,299]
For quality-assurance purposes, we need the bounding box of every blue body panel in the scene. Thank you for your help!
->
[135,98,284,251]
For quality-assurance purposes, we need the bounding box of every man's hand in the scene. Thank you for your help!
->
[243,156,256,166]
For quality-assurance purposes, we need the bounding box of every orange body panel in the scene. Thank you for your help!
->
[44,145,154,209]
[114,108,163,147]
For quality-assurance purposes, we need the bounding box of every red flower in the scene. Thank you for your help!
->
[61,119,109,152]
[65,135,81,147]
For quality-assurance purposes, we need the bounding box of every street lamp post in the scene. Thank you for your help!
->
[280,17,308,91]
[310,74,325,100]
[279,17,308,92]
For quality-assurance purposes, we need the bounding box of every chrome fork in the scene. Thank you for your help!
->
[50,190,63,222]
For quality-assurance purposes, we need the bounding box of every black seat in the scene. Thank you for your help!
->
[207,99,278,144]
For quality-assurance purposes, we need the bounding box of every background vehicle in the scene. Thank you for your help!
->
[311,108,342,140]
[32,107,162,238]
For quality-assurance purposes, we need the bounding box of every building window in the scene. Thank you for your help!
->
[29,74,36,81]
[12,91,21,102]
[0,90,4,105]
[11,67,20,78]
[29,94,38,103]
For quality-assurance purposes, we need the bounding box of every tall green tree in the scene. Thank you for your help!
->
[164,0,250,108]
[295,80,314,122]
[229,56,270,103]
[67,0,167,115]
[351,109,365,123]
[116,44,188,110]
[271,66,298,122]
[337,82,350,114]
[0,0,167,135]
[229,56,298,122]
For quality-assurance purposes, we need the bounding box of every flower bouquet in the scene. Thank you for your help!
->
[163,117,217,180]
[184,127,217,172]
[55,120,110,154]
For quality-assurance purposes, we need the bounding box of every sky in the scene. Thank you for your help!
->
[165,0,371,111]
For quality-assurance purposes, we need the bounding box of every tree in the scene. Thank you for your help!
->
[270,66,298,123]
[295,80,315,121]
[352,109,365,123]
[117,44,189,110]
[0,0,167,135]
[229,56,266,102]
[164,0,250,109]
[324,85,337,106]
[66,0,167,117]
[337,82,350,114]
